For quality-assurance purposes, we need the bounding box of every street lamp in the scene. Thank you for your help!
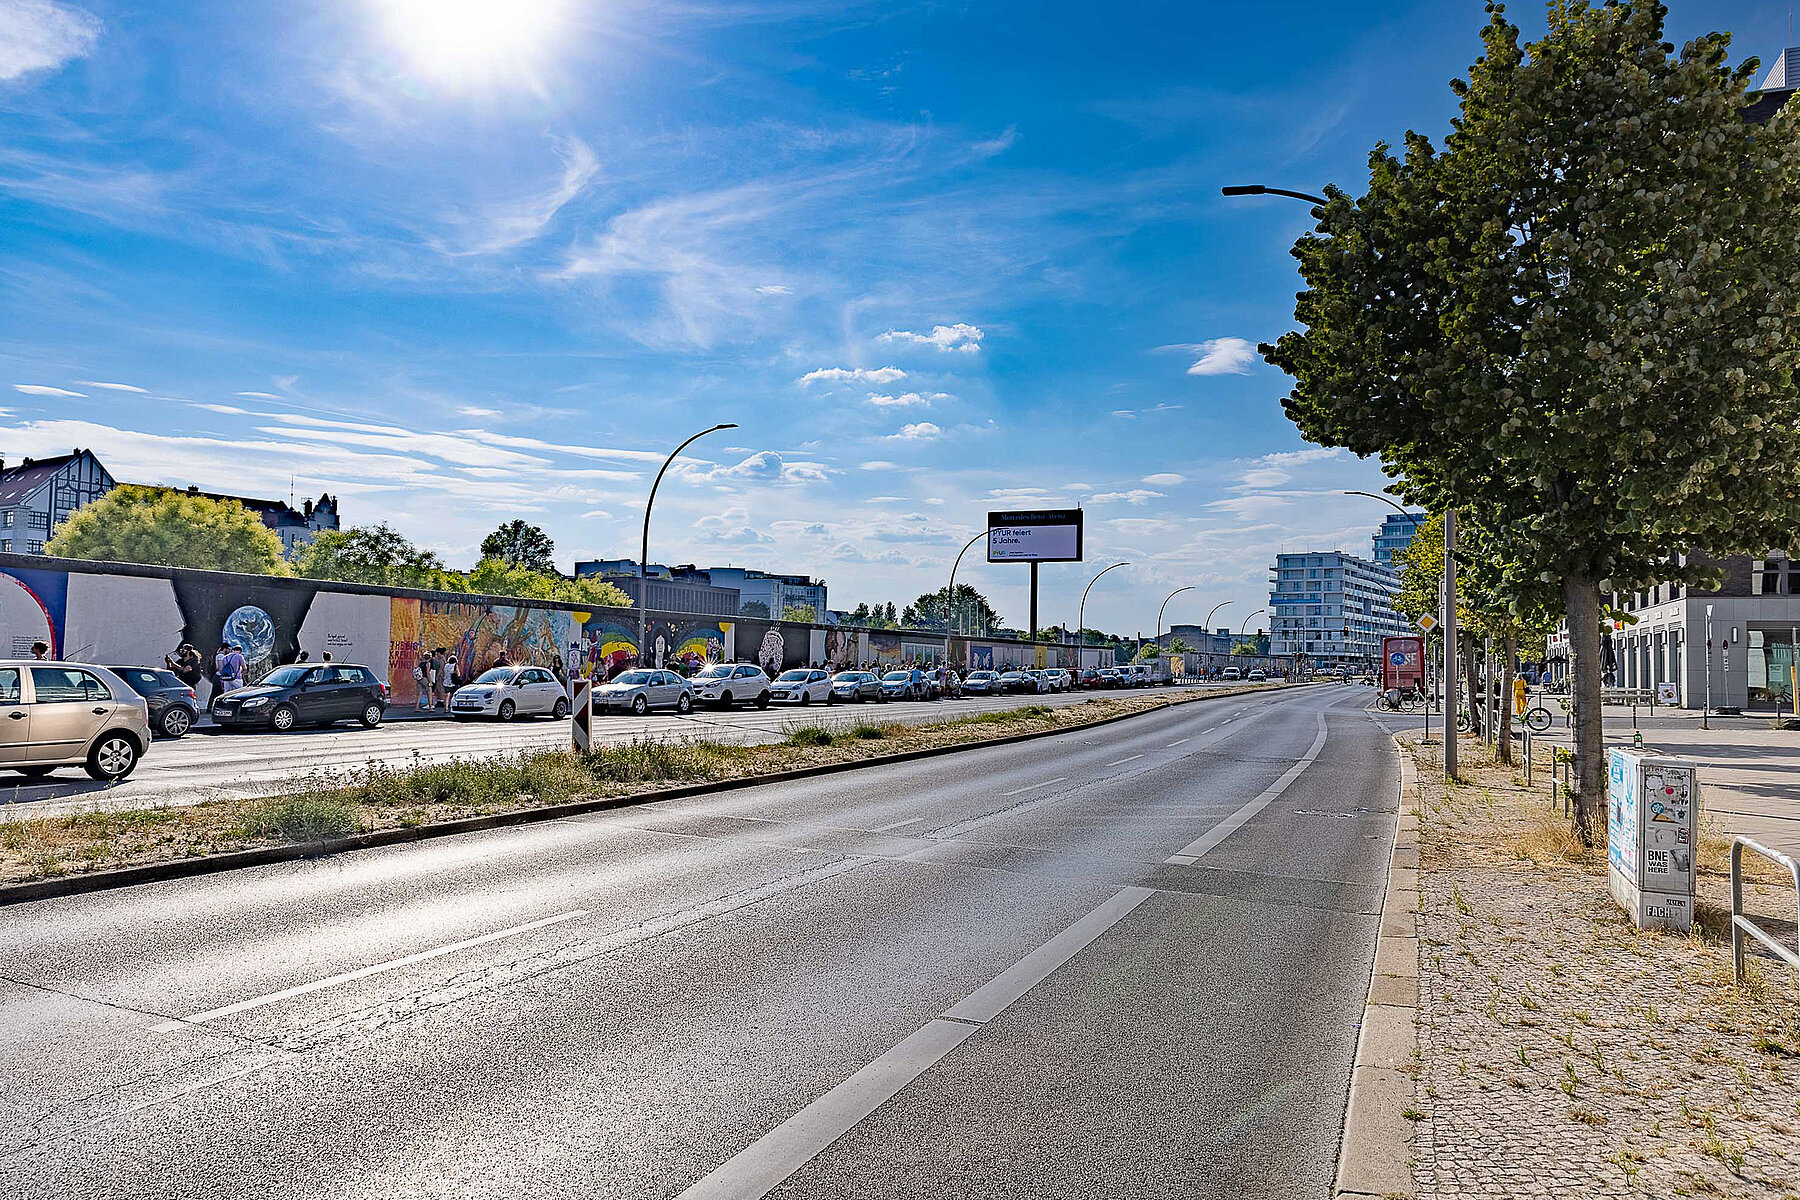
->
[1239,609,1266,640]
[943,530,987,676]
[639,423,738,670]
[1156,585,1196,679]
[1076,562,1130,674]
[1221,184,1329,206]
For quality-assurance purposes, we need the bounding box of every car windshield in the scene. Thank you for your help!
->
[258,666,315,688]
[695,665,733,678]
[883,672,910,681]
[475,668,517,684]
[970,672,995,679]
[777,670,810,681]
[614,671,653,685]
[832,673,861,681]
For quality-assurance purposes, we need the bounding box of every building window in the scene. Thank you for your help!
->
[25,541,43,553]
[1,541,9,553]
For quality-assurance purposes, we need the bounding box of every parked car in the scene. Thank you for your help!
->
[449,665,570,721]
[1247,669,1268,682]
[963,670,1002,696]
[0,661,150,781]
[879,669,926,701]
[109,665,199,738]
[211,663,389,732]
[996,670,1028,693]
[687,663,772,709]
[592,669,693,715]
[771,668,834,705]
[830,671,882,703]
[1095,668,1123,688]
[1077,668,1104,689]
[1041,668,1072,692]
[1220,666,1243,681]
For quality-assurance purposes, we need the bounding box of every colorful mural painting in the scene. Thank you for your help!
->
[644,618,727,673]
[170,576,318,685]
[0,566,67,657]
[390,598,571,708]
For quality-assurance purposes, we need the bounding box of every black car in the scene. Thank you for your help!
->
[211,663,389,732]
[109,666,200,738]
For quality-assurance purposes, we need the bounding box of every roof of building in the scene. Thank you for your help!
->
[0,452,83,507]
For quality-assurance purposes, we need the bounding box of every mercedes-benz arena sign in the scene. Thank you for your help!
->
[987,508,1084,563]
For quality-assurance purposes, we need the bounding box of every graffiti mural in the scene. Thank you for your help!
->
[968,644,994,671]
[169,577,317,685]
[644,619,727,673]
[0,566,67,658]
[823,628,852,668]
[390,598,571,707]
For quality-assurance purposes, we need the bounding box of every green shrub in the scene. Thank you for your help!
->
[239,796,358,842]
[849,722,890,740]
[787,725,835,748]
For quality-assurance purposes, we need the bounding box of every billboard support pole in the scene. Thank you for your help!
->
[1029,561,1039,643]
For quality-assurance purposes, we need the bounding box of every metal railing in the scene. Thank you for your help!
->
[1732,836,1800,984]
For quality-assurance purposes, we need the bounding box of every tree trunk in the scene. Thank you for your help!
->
[1496,634,1516,766]
[1462,637,1483,737]
[1563,574,1606,844]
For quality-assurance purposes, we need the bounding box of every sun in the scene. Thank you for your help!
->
[372,0,569,88]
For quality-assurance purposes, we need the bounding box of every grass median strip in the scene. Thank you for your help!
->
[0,686,1287,886]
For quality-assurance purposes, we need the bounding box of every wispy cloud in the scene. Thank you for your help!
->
[1258,446,1345,467]
[1090,488,1165,505]
[73,380,147,393]
[887,421,942,441]
[800,366,906,385]
[1142,473,1185,485]
[864,391,946,407]
[754,284,791,295]
[236,391,284,399]
[878,323,983,353]
[0,0,101,82]
[13,384,84,397]
[436,135,599,256]
[1158,336,1257,376]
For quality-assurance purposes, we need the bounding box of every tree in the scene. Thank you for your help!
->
[781,602,817,623]
[296,524,449,589]
[1231,641,1259,657]
[882,602,898,624]
[464,557,631,607]
[1169,637,1191,655]
[739,600,771,619]
[47,485,288,575]
[899,584,1003,635]
[1264,2,1800,837]
[479,520,556,574]
[1136,642,1161,661]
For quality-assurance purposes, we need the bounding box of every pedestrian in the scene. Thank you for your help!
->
[412,654,431,712]
[431,648,449,709]
[166,643,203,691]
[218,643,246,693]
[295,650,310,663]
[441,651,457,697]
[321,651,332,662]
[30,640,50,660]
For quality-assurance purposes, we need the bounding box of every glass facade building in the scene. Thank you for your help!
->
[1269,550,1409,672]
[1371,513,1426,565]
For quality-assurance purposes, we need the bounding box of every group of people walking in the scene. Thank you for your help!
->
[410,647,460,711]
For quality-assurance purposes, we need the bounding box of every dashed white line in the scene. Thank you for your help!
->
[999,776,1068,797]
[1103,754,1144,767]
[151,909,590,1032]
[1166,738,1190,748]
[872,817,925,832]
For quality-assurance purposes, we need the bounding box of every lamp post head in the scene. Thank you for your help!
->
[1221,185,1266,196]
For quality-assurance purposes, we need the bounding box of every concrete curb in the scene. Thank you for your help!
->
[1335,737,1421,1200]
[0,684,1307,907]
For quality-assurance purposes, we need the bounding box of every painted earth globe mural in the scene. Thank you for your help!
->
[223,604,278,683]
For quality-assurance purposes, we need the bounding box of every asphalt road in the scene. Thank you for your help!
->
[0,683,1396,1199]
[1,683,1255,818]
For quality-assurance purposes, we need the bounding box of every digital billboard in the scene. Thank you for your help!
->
[987,509,1084,563]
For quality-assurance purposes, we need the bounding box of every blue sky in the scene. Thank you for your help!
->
[0,0,1789,636]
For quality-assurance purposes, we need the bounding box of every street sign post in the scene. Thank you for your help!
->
[571,679,593,753]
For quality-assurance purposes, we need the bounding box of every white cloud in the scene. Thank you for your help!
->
[1142,473,1185,486]
[888,422,942,441]
[754,284,791,295]
[1237,467,1291,489]
[864,391,948,408]
[1111,409,1136,419]
[680,450,830,486]
[864,495,906,503]
[800,366,906,386]
[13,384,84,397]
[1258,446,1345,467]
[1183,337,1257,376]
[440,135,598,256]
[693,505,774,545]
[0,0,101,82]
[1090,488,1165,505]
[879,323,984,353]
[236,391,283,399]
[73,380,146,393]
[459,405,503,418]
[196,403,249,415]
[581,509,612,519]
[860,460,900,470]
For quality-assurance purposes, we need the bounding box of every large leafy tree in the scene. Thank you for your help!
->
[295,524,450,588]
[1266,2,1800,835]
[465,557,631,608]
[900,584,1004,634]
[479,520,556,574]
[781,602,818,623]
[47,486,289,575]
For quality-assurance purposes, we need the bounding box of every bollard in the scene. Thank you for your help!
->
[571,678,594,753]
[1523,729,1532,788]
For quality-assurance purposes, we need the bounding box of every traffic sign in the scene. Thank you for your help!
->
[1416,613,1439,633]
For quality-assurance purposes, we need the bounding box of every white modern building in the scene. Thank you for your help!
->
[1269,549,1409,673]
[1372,512,1426,565]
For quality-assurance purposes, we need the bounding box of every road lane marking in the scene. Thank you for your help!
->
[150,909,590,1032]
[999,775,1067,797]
[675,886,1156,1200]
[1165,712,1328,865]
[1166,738,1190,748]
[1103,754,1144,766]
[872,817,925,831]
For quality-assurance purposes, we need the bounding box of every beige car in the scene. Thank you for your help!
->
[0,661,151,782]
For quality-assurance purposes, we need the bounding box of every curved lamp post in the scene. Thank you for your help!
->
[1076,562,1130,673]
[942,530,988,675]
[1238,608,1266,643]
[639,423,738,668]
[1221,184,1329,206]
[1345,488,1439,744]
[1156,585,1196,679]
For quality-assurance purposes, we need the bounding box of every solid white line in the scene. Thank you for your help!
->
[1103,754,1144,766]
[872,817,925,832]
[675,886,1155,1200]
[1166,738,1190,748]
[1165,713,1328,865]
[151,909,590,1032]
[999,775,1067,797]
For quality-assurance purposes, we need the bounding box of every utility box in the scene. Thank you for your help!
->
[1607,748,1700,932]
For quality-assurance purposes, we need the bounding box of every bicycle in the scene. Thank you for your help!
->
[1520,702,1554,733]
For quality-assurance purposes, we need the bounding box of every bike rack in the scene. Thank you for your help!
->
[1732,836,1800,985]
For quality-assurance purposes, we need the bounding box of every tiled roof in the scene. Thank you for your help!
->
[0,454,79,507]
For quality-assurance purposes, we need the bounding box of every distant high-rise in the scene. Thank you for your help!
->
[1372,512,1426,565]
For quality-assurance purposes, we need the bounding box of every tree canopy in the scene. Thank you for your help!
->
[739,600,772,619]
[464,557,631,608]
[900,584,1003,634]
[1264,0,1800,828]
[295,524,450,589]
[479,520,557,574]
[781,602,818,623]
[47,486,289,575]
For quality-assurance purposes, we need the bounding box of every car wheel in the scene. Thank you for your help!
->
[359,702,384,728]
[270,704,297,733]
[718,691,733,710]
[676,693,692,714]
[756,691,770,709]
[159,706,193,738]
[84,733,138,781]
[826,690,837,705]
[632,694,648,716]
[498,699,516,722]
[799,692,810,707]
[552,697,570,719]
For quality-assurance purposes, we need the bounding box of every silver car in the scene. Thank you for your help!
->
[593,669,694,715]
[0,661,151,781]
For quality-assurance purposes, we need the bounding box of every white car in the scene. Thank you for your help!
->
[449,666,570,721]
[1220,666,1243,681]
[770,668,834,705]
[593,669,694,715]
[1042,669,1072,692]
[688,663,773,709]
[1247,669,1268,682]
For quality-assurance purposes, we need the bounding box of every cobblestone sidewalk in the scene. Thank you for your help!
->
[1405,735,1800,1199]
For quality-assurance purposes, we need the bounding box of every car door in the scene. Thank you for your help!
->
[528,669,560,713]
[660,671,685,708]
[291,667,333,721]
[0,668,25,764]
[27,666,118,760]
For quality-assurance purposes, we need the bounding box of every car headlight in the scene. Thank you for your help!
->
[243,697,269,708]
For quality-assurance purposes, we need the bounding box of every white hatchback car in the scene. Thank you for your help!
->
[688,663,773,709]
[449,665,571,721]
[770,668,833,705]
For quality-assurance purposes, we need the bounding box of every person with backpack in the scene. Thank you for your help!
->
[412,654,431,711]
